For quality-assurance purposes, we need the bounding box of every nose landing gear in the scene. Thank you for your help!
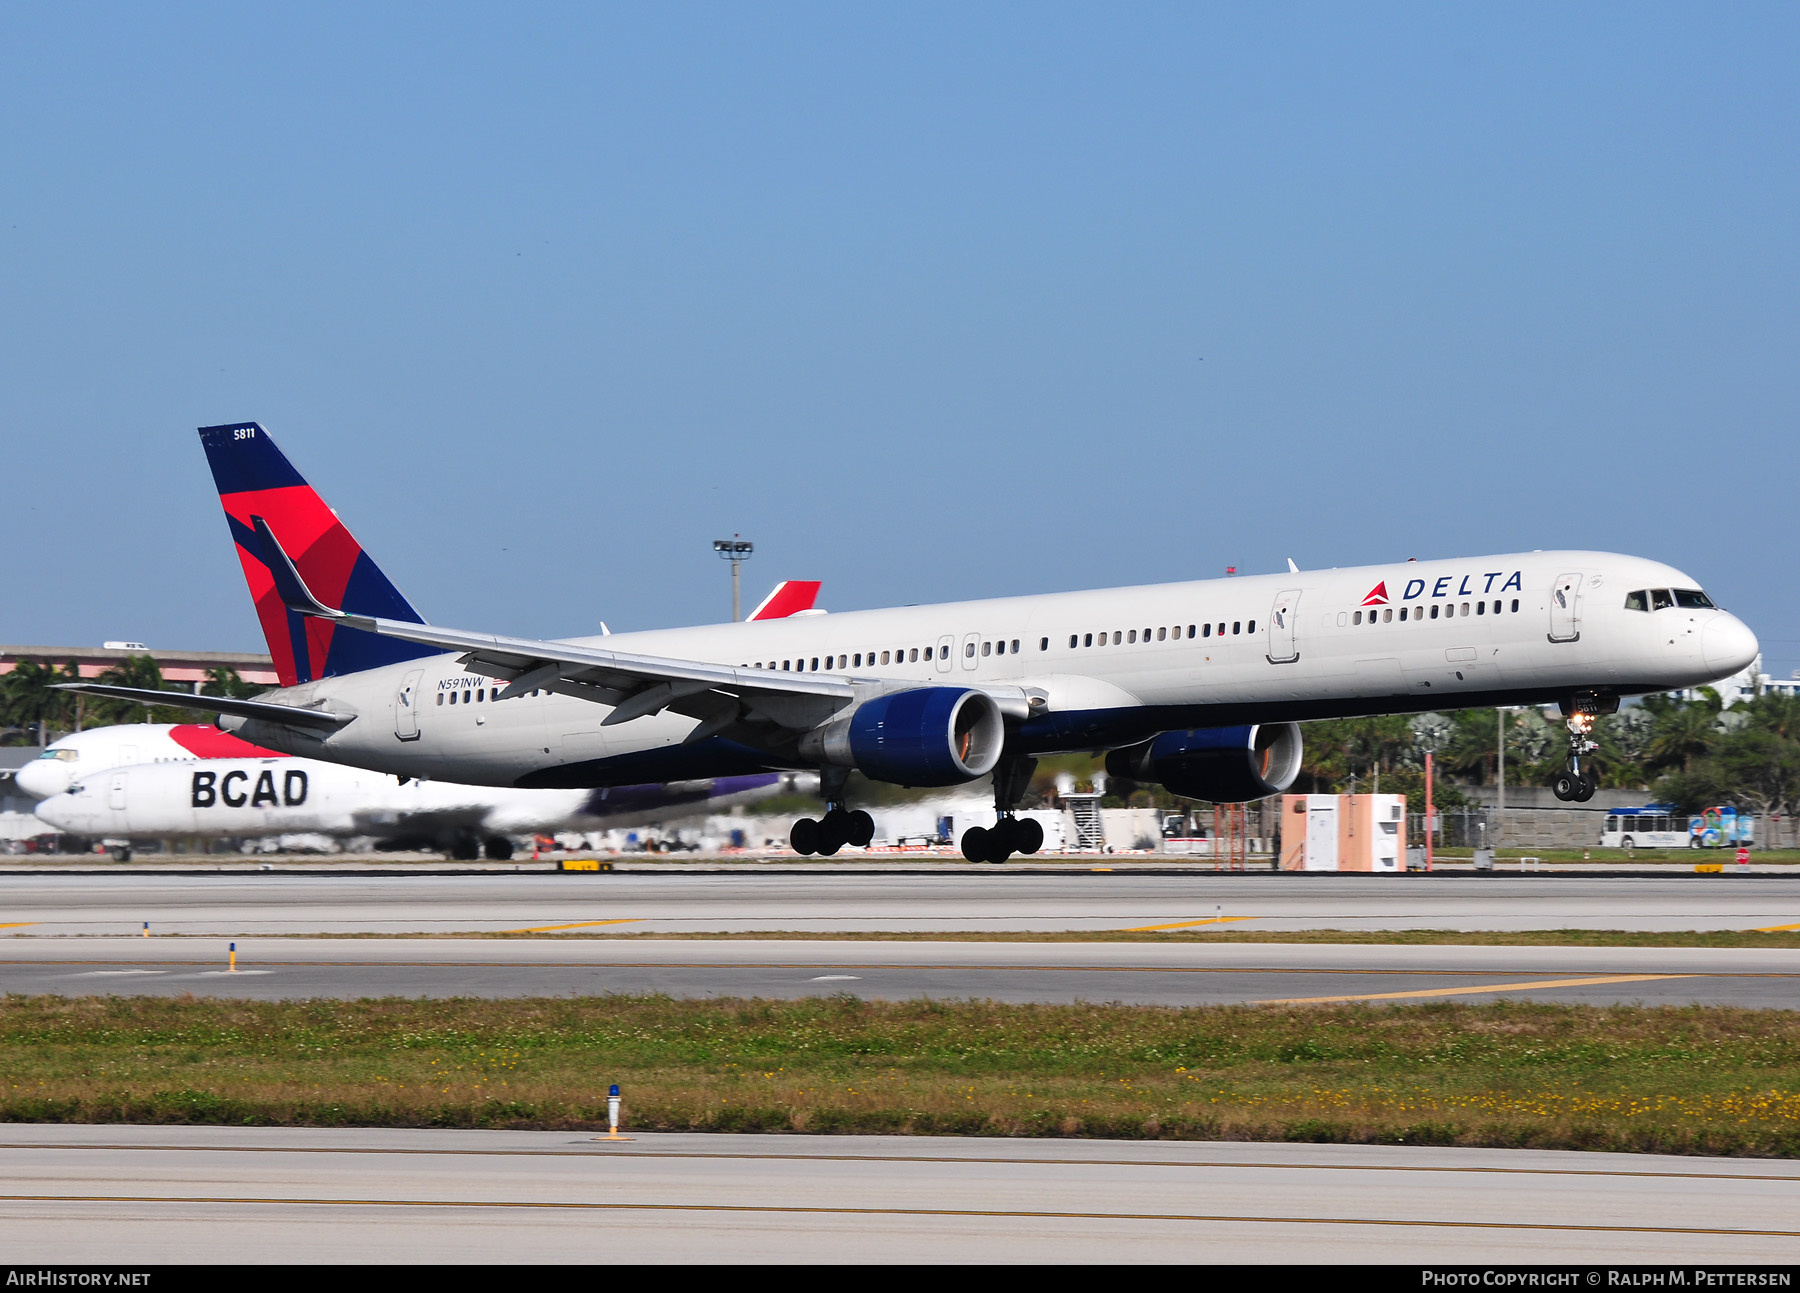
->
[790,768,875,857]
[961,755,1044,863]
[1550,695,1614,802]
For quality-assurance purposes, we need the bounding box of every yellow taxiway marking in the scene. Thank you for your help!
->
[0,1192,1794,1239]
[22,1141,1800,1183]
[1261,973,1692,1005]
[0,923,35,931]
[1125,916,1258,932]
[505,920,643,934]
[1755,922,1800,932]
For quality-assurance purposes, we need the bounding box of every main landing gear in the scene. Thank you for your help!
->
[961,755,1044,864]
[790,769,875,857]
[1550,695,1613,802]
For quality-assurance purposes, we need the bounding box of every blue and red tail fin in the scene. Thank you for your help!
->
[747,580,822,621]
[199,422,440,686]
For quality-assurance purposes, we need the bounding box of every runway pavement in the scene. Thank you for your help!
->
[0,1125,1794,1263]
[4,936,1797,1005]
[0,869,1798,935]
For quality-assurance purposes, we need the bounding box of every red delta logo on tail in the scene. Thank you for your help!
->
[1361,581,1390,607]
[199,422,437,686]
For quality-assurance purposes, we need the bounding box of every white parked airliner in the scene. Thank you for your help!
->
[66,422,1760,863]
[32,747,807,860]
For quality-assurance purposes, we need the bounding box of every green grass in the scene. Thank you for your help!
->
[5,995,1800,1156]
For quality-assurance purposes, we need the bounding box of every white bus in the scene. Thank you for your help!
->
[1600,805,1689,849]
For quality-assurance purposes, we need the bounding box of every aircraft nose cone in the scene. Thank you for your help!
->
[13,762,67,800]
[1703,614,1759,676]
[33,796,81,832]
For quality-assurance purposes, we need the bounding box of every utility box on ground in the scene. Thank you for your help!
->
[1279,794,1407,872]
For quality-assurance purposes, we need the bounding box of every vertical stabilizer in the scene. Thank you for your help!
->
[198,422,438,685]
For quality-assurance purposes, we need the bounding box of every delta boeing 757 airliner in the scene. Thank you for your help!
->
[65,422,1760,863]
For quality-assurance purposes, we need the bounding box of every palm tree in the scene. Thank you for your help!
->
[2,660,81,743]
[1645,692,1724,774]
[90,656,190,725]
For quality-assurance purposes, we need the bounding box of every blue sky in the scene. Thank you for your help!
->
[4,4,1797,676]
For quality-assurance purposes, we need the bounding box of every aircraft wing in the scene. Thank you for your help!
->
[252,516,856,737]
[51,683,353,732]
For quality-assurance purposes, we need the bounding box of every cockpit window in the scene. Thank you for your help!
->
[1650,589,1675,611]
[38,749,78,762]
[1624,590,1647,612]
[1675,589,1716,609]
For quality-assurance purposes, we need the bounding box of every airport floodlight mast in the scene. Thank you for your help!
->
[714,536,754,622]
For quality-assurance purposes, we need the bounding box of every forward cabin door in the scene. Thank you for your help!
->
[935,635,954,674]
[395,668,426,741]
[109,772,127,811]
[1548,573,1583,643]
[960,633,980,672]
[1266,589,1302,663]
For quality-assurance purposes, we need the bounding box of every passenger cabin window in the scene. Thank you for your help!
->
[1127,630,1136,644]
[1624,590,1647,612]
[1511,598,1519,612]
[880,651,890,664]
[1232,622,1241,635]
[1675,589,1716,609]
[1204,623,1213,636]
[1651,589,1674,611]
[982,642,991,657]
[1187,624,1196,637]
[1084,633,1093,647]
[1157,627,1167,641]
[1040,637,1049,651]
[1248,620,1256,633]
[909,648,918,662]
[436,693,443,706]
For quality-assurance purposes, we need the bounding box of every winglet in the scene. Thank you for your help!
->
[748,580,822,621]
[253,516,344,620]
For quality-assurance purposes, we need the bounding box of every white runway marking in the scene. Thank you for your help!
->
[809,974,860,981]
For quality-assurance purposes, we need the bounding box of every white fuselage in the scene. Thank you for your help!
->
[220,551,1759,790]
[33,753,794,841]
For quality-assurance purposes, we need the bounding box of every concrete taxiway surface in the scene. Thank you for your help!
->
[0,870,1798,935]
[4,937,1797,1006]
[0,1126,1794,1263]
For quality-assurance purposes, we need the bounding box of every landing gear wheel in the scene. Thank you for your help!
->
[846,809,875,848]
[451,837,480,860]
[108,846,131,863]
[960,826,990,863]
[790,817,821,856]
[1551,771,1578,802]
[483,837,514,861]
[1014,817,1044,855]
[816,810,847,857]
[985,819,1017,864]
[1572,772,1596,802]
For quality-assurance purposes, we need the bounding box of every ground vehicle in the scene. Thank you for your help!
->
[1690,806,1754,849]
[1599,804,1688,849]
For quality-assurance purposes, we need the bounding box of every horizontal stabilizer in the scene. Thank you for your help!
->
[54,683,352,732]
